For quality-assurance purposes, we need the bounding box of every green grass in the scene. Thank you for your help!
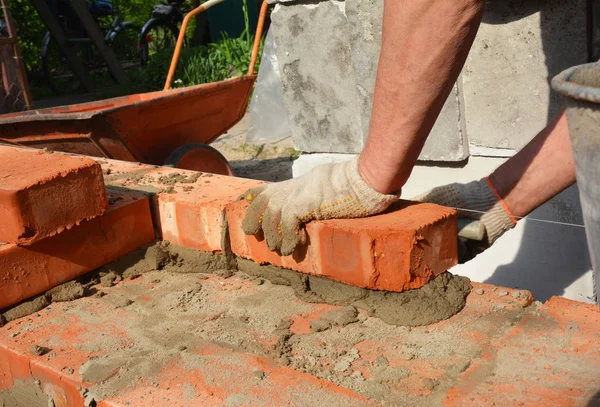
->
[131,28,263,91]
[126,0,263,92]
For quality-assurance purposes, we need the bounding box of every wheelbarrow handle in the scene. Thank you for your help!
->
[164,0,269,90]
[248,1,269,76]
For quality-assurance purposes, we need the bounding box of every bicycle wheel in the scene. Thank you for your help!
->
[110,22,141,72]
[41,31,86,95]
[139,19,178,67]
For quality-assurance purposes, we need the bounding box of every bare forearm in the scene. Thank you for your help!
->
[359,0,485,194]
[489,109,576,218]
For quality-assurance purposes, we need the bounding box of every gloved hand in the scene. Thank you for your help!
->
[241,157,399,255]
[413,177,517,262]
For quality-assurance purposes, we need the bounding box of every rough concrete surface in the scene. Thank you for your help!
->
[100,241,471,327]
[270,0,468,160]
[1,280,86,324]
[345,0,469,161]
[464,0,588,150]
[271,2,366,154]
[269,0,587,158]
[237,259,471,327]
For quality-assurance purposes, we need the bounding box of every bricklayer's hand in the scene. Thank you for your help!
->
[241,157,399,256]
[414,178,517,263]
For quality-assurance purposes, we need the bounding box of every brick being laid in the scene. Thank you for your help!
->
[0,191,155,310]
[227,200,458,292]
[0,146,108,245]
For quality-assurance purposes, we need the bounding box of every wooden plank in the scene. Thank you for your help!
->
[68,0,127,84]
[0,43,20,112]
[0,45,10,114]
[0,37,13,45]
[1,0,33,109]
[30,0,94,92]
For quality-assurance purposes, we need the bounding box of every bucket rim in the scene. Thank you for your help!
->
[552,62,600,104]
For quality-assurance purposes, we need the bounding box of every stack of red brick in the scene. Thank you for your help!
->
[0,147,155,310]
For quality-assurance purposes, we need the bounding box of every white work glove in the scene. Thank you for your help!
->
[414,177,517,262]
[241,157,399,255]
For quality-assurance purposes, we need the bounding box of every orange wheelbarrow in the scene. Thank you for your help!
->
[0,0,268,176]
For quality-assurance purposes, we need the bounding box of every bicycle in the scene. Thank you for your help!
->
[40,0,140,94]
[138,0,188,67]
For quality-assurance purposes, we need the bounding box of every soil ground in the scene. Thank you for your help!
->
[211,114,298,182]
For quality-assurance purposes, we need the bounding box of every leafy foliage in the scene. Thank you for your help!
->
[131,27,263,91]
[132,0,263,91]
[7,0,157,74]
[8,0,48,74]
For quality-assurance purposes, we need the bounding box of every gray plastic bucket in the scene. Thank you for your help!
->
[552,62,600,303]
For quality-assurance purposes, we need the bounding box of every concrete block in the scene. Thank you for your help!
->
[227,199,458,293]
[345,0,468,161]
[271,2,365,154]
[271,0,469,161]
[0,146,107,245]
[345,0,382,142]
[464,0,588,150]
[421,82,469,161]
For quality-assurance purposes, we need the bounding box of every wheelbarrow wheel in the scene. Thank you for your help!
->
[165,144,233,176]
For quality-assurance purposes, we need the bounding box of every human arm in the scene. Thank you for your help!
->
[359,0,486,194]
[242,0,488,254]
[416,109,577,261]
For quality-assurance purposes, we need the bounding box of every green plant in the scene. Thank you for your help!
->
[9,0,47,74]
[285,148,301,159]
[136,0,264,92]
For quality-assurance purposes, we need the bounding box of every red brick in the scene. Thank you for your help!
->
[0,192,154,309]
[227,200,458,292]
[0,146,107,245]
[100,159,263,252]
[443,296,600,407]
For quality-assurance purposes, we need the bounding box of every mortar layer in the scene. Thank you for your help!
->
[0,378,53,407]
[237,258,471,327]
